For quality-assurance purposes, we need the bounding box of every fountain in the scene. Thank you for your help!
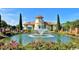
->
[28,16,54,38]
[29,28,54,38]
[10,16,71,46]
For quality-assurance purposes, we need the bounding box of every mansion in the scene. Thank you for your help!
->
[23,16,57,31]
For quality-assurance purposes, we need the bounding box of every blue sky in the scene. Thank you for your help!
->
[0,8,79,25]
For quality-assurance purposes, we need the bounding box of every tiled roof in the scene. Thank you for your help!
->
[36,16,44,18]
[24,21,56,26]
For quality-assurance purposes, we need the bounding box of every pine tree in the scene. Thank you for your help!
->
[57,14,62,31]
[19,13,23,30]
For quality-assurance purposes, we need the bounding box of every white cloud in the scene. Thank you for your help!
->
[0,10,27,26]
[1,13,19,25]
[2,13,27,26]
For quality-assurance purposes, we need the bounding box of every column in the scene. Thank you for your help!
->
[32,25,34,30]
[50,25,53,31]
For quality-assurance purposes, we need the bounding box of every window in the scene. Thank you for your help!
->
[39,25,40,28]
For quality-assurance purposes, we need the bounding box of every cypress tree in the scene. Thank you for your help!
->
[19,13,23,30]
[57,14,61,31]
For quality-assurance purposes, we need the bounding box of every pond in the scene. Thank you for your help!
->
[10,33,71,46]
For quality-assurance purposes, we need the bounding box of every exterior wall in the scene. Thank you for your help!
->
[24,24,56,31]
[23,16,57,31]
[46,25,49,30]
[23,25,27,30]
[24,25,33,30]
[24,24,57,31]
[50,25,53,31]
[53,25,56,31]
[75,28,79,34]
[34,18,44,30]
[69,28,79,34]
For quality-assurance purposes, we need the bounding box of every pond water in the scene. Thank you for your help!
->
[10,33,71,46]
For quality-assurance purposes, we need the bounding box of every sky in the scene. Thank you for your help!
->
[0,8,79,26]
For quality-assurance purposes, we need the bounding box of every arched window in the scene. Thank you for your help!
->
[39,25,40,28]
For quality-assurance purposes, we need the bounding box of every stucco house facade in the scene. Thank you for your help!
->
[23,16,56,31]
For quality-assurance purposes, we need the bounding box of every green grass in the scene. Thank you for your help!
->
[0,37,11,43]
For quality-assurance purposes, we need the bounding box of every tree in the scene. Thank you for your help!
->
[0,15,1,28]
[11,26,16,30]
[19,13,23,30]
[63,21,71,31]
[56,14,62,31]
[63,20,79,31]
[73,20,79,28]
[1,20,8,28]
